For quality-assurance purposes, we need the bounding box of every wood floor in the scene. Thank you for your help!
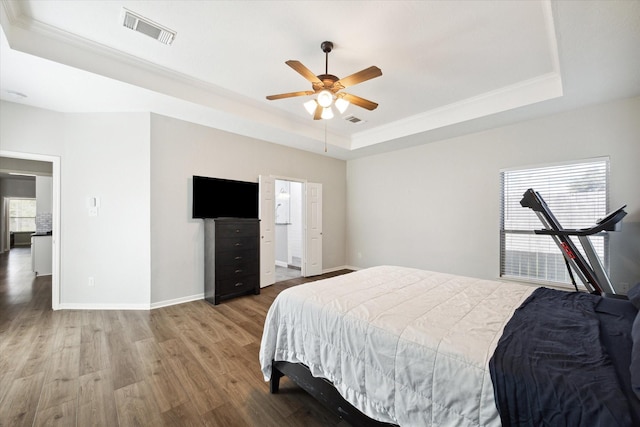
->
[0,248,354,427]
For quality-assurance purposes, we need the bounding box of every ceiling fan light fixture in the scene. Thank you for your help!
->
[266,40,382,124]
[317,90,333,108]
[303,99,317,115]
[335,98,349,114]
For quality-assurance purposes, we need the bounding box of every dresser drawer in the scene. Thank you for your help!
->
[216,222,259,238]
[215,248,256,265]
[215,258,258,279]
[216,275,258,295]
[217,236,258,251]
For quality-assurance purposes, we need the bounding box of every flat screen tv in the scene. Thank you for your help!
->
[192,176,259,219]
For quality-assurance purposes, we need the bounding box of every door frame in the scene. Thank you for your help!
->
[261,175,322,284]
[0,150,61,310]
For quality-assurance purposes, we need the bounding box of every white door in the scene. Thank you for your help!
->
[305,182,322,277]
[259,175,275,287]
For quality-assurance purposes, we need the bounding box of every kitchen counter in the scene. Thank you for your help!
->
[31,233,52,276]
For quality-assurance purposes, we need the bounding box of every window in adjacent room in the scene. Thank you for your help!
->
[500,158,609,287]
[9,198,37,232]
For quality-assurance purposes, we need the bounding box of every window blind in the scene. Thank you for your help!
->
[500,159,609,285]
[9,198,37,232]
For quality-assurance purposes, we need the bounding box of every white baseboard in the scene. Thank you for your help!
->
[53,269,359,311]
[275,260,288,268]
[151,293,204,309]
[58,302,151,310]
[58,293,205,311]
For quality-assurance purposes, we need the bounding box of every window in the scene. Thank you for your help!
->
[9,198,37,232]
[500,159,609,286]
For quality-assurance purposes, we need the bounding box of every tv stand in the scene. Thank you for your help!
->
[204,218,260,305]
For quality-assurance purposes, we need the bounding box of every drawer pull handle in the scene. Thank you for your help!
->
[235,229,240,233]
[235,256,243,260]
[234,282,243,287]
[235,269,243,273]
[235,243,242,247]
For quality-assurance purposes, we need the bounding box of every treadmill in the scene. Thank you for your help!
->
[519,188,627,295]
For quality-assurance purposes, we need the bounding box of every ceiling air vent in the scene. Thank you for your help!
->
[122,8,176,45]
[344,115,366,124]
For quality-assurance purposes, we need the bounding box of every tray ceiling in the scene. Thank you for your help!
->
[1,1,639,159]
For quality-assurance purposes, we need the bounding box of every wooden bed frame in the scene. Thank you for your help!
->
[270,360,398,427]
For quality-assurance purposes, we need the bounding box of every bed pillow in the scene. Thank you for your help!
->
[629,283,640,399]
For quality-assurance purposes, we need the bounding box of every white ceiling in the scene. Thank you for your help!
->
[1,0,639,160]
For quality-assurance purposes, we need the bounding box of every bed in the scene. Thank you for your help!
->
[259,265,640,426]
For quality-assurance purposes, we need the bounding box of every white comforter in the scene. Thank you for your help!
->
[259,266,535,426]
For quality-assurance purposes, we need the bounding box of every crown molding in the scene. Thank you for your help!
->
[351,72,563,150]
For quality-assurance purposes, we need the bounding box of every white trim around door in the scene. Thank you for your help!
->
[0,150,61,310]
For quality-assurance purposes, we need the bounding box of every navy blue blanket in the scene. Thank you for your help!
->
[490,288,636,427]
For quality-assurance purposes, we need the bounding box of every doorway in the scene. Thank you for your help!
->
[259,175,322,287]
[0,151,60,310]
[275,179,302,282]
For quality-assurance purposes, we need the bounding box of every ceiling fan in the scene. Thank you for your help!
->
[266,41,382,120]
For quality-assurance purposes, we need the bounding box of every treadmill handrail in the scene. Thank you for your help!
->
[535,229,604,237]
[533,205,626,236]
[595,205,627,228]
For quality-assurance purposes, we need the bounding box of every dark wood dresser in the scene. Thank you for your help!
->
[204,218,260,305]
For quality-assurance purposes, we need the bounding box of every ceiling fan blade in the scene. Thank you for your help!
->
[335,66,382,89]
[286,60,322,84]
[313,103,323,120]
[339,92,379,111]
[266,90,315,100]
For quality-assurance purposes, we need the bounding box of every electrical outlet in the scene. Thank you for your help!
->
[88,277,95,287]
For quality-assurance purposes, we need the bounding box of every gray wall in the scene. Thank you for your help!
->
[1,102,345,308]
[3,95,637,308]
[149,114,347,305]
[1,102,152,308]
[346,96,640,288]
